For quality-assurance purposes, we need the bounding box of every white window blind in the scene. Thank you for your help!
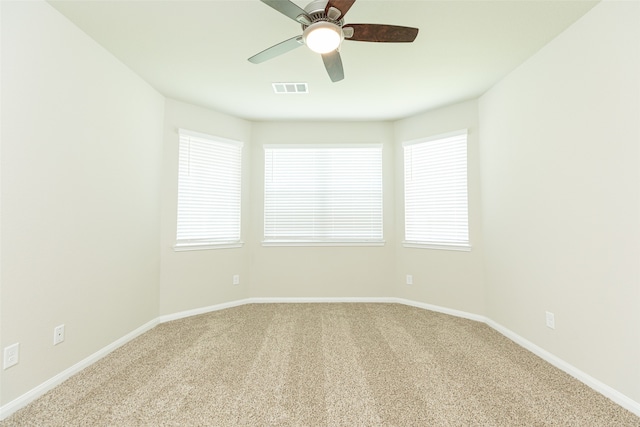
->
[264,145,383,245]
[175,129,243,251]
[403,130,470,250]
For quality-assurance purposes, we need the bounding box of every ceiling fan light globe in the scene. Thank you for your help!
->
[303,22,343,54]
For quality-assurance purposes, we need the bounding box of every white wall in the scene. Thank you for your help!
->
[394,100,485,315]
[1,1,164,405]
[479,0,640,403]
[159,100,252,315]
[248,121,396,298]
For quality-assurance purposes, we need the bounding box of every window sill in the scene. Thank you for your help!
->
[262,240,385,247]
[173,241,244,252]
[402,241,471,252]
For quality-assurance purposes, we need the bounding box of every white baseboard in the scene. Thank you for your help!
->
[0,318,158,420]
[157,298,253,323]
[484,318,640,417]
[392,297,487,323]
[2,298,638,420]
[248,296,397,304]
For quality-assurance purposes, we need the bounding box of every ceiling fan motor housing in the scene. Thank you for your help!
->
[302,0,344,29]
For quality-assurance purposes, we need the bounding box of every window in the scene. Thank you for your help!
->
[175,129,243,251]
[403,130,469,251]
[264,145,383,245]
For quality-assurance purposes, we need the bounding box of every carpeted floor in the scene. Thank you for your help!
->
[2,303,639,426]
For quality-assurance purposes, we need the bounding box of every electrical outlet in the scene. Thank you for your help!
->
[545,311,555,329]
[54,324,65,345]
[406,274,413,285]
[232,274,240,285]
[3,343,19,369]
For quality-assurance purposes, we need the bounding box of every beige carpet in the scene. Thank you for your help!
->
[2,303,639,426]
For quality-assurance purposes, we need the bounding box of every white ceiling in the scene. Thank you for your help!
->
[48,0,598,122]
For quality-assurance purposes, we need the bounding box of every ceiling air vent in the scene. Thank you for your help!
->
[272,82,309,94]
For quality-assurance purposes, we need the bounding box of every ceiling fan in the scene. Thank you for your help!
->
[248,0,419,82]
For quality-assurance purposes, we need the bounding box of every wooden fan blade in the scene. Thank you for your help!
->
[325,0,356,20]
[344,24,419,42]
[321,50,344,82]
[261,0,311,25]
[248,36,304,64]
